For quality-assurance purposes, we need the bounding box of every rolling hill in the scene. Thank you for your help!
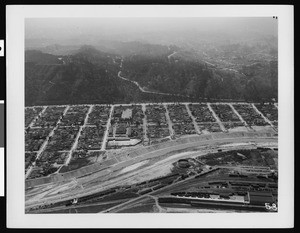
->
[25,43,277,106]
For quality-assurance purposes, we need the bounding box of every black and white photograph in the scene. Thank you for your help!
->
[6,5,293,228]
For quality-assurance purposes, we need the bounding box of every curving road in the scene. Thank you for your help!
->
[117,56,187,98]
[167,51,177,62]
[117,71,187,97]
[116,57,249,102]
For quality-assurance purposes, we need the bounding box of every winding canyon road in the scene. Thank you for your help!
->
[167,51,177,62]
[117,55,187,97]
[117,71,187,97]
[116,57,248,102]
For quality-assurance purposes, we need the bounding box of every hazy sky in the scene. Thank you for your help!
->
[25,17,278,47]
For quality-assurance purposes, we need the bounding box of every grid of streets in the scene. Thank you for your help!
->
[25,102,278,180]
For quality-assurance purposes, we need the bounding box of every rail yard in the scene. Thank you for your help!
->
[25,102,278,213]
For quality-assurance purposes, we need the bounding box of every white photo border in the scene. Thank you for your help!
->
[6,5,294,228]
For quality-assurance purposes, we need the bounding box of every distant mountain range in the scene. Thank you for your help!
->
[25,40,173,57]
[25,42,277,106]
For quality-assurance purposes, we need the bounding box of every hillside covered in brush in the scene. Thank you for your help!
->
[25,47,139,106]
[25,42,277,106]
[122,50,277,101]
